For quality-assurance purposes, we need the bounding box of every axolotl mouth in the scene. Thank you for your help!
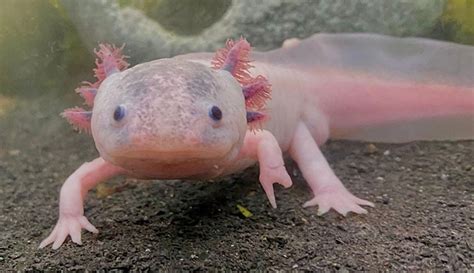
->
[90,59,248,179]
[96,122,243,179]
[97,138,242,179]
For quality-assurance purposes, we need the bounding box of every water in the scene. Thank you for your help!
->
[0,0,472,99]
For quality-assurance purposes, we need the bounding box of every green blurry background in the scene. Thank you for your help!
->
[0,0,472,100]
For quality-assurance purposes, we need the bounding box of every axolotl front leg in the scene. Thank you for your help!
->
[40,44,129,249]
[39,158,125,249]
[238,130,293,208]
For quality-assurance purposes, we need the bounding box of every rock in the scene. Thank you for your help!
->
[60,0,446,62]
[366,144,378,154]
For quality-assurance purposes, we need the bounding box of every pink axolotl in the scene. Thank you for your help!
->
[40,33,474,249]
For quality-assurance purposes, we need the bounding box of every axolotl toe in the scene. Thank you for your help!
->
[41,35,474,249]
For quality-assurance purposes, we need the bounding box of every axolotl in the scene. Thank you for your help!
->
[40,33,474,249]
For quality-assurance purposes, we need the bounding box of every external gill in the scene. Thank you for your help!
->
[242,75,271,110]
[62,43,129,133]
[212,38,252,84]
[61,107,92,134]
[93,44,129,83]
[75,82,98,107]
[212,38,271,130]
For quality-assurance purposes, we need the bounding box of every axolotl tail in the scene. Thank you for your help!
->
[326,76,474,142]
[269,33,474,143]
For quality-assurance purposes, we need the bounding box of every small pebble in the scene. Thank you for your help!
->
[383,150,390,156]
[9,252,22,259]
[366,143,378,154]
[382,194,390,204]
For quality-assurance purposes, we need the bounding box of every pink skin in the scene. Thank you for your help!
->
[40,34,474,249]
[39,158,125,249]
[289,122,373,215]
[237,130,293,208]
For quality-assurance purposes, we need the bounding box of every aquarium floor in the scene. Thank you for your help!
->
[0,94,472,271]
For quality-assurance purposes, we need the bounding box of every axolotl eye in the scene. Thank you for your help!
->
[209,106,222,121]
[113,105,126,121]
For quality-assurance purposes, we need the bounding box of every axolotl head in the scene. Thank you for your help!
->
[91,59,248,178]
[63,39,270,179]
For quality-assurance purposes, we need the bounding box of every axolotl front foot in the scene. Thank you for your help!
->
[289,122,374,216]
[39,158,125,249]
[238,130,293,208]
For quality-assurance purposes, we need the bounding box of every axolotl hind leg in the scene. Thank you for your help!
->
[39,158,125,249]
[289,122,374,216]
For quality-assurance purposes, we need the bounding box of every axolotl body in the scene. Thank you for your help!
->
[40,33,474,249]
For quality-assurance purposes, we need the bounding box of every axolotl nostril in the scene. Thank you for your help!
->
[41,35,474,249]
